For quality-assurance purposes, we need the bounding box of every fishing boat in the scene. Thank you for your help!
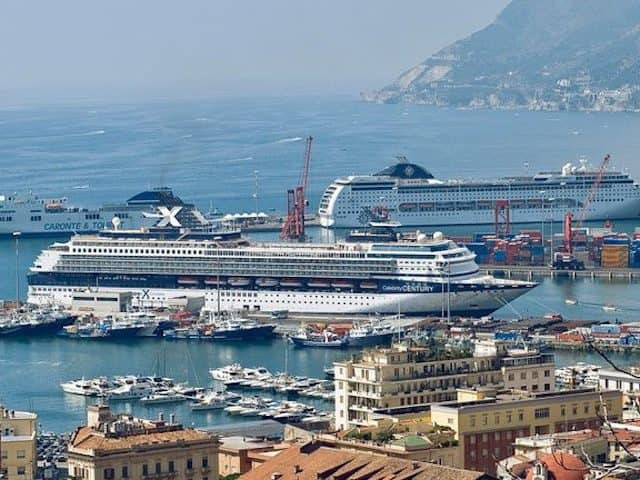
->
[564,298,578,305]
[602,304,618,312]
[289,328,348,348]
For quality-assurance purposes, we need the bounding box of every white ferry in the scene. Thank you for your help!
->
[0,187,209,236]
[318,157,640,228]
[27,228,535,316]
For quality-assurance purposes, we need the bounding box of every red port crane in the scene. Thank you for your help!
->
[281,136,313,241]
[576,154,611,227]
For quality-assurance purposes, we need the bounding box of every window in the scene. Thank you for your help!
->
[17,450,26,459]
[535,408,550,419]
[202,456,209,468]
[518,411,524,421]
[520,372,527,380]
[168,462,174,473]
[142,465,148,476]
[155,463,161,474]
[122,466,129,478]
[104,468,115,480]
[544,370,551,377]
[17,466,26,475]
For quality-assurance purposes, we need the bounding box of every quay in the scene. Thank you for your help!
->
[549,341,640,353]
[480,264,640,280]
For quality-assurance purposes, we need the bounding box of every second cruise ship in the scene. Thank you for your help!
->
[319,157,640,228]
[27,228,536,316]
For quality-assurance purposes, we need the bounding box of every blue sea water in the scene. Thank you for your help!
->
[1,96,640,432]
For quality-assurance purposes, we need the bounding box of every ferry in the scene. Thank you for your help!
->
[27,228,536,316]
[319,157,640,228]
[0,187,209,236]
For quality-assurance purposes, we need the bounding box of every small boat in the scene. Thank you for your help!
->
[204,277,226,286]
[191,392,227,411]
[177,276,199,286]
[289,328,348,348]
[323,367,335,379]
[565,298,578,305]
[228,277,251,287]
[255,278,279,288]
[279,278,302,288]
[359,280,378,290]
[307,279,331,288]
[603,304,618,312]
[271,310,289,320]
[331,279,354,289]
[139,392,186,405]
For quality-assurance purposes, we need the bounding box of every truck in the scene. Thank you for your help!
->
[552,252,585,270]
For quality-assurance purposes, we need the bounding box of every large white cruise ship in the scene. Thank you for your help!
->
[27,229,535,316]
[319,157,640,228]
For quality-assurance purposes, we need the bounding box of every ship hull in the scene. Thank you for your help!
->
[28,280,533,316]
[321,197,640,228]
[347,332,395,347]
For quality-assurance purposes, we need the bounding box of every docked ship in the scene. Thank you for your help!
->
[0,187,210,236]
[319,157,640,228]
[27,225,536,315]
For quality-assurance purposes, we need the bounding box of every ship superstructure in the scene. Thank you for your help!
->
[28,230,535,316]
[318,157,640,228]
[0,187,209,236]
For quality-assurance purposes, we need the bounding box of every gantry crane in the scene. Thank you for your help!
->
[281,136,313,241]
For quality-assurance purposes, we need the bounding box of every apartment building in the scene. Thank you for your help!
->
[334,342,555,429]
[68,405,220,480]
[430,388,622,475]
[0,405,38,480]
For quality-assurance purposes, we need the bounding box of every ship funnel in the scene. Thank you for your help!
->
[111,216,121,230]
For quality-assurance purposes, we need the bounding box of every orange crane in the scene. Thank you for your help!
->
[576,154,611,227]
[281,136,313,241]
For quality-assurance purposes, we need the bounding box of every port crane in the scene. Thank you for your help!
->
[576,153,611,227]
[281,136,313,241]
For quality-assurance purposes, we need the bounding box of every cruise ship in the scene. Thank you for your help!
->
[27,229,536,316]
[318,157,640,228]
[0,187,209,236]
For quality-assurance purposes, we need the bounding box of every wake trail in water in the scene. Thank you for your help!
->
[274,136,302,144]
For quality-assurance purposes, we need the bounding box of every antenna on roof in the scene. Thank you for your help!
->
[396,155,408,164]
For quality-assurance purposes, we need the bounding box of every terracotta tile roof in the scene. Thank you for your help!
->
[239,442,492,480]
[70,426,213,453]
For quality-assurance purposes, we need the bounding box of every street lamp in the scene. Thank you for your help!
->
[12,231,21,307]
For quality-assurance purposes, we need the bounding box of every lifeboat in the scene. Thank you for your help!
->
[359,280,378,290]
[228,277,251,287]
[307,279,331,288]
[255,278,279,288]
[204,277,226,286]
[177,276,199,286]
[279,278,302,288]
[331,279,354,289]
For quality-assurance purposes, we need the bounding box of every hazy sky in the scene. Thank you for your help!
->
[1,0,509,100]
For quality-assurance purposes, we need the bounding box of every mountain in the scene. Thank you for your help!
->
[363,0,640,111]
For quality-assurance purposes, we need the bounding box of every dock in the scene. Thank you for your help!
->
[480,265,640,280]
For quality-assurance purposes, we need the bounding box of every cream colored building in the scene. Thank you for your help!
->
[430,388,622,475]
[0,405,37,480]
[334,342,555,429]
[68,406,220,480]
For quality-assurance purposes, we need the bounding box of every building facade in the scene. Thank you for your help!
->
[430,388,622,475]
[68,406,220,480]
[334,343,555,429]
[0,405,37,480]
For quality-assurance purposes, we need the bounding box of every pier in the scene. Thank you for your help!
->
[480,265,640,281]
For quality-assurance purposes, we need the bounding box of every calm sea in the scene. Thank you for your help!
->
[1,96,640,432]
